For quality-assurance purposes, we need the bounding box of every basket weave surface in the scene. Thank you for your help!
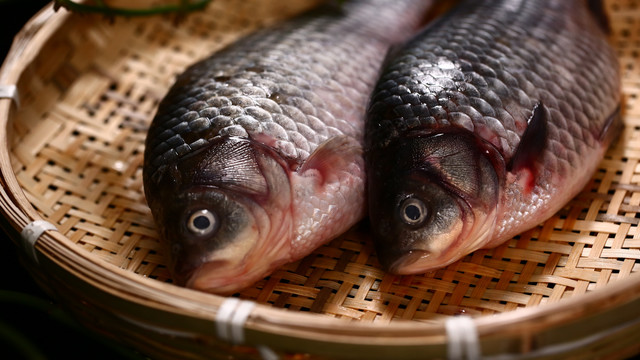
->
[1,0,640,359]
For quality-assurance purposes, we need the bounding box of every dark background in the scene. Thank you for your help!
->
[0,1,144,358]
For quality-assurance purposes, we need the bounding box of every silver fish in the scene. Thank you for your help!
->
[143,0,433,293]
[365,0,621,274]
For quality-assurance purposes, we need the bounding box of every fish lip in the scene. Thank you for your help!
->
[184,260,251,295]
[388,249,432,274]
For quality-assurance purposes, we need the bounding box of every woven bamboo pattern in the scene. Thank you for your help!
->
[7,0,640,323]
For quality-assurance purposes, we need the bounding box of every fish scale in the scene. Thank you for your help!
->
[370,4,617,158]
[365,0,621,274]
[146,2,398,175]
[370,0,618,179]
[143,0,433,294]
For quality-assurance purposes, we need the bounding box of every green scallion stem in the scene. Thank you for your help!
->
[54,0,211,17]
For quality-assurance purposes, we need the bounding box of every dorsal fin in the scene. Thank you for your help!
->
[508,102,548,174]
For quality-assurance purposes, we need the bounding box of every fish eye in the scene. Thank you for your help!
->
[186,209,217,235]
[399,197,428,226]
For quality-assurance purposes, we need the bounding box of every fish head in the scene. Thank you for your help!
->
[146,136,293,294]
[160,185,261,292]
[368,130,503,274]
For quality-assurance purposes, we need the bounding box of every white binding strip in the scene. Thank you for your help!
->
[216,298,256,344]
[445,309,640,360]
[257,345,280,360]
[230,299,257,344]
[216,298,279,359]
[216,297,241,342]
[446,315,481,360]
[0,85,20,107]
[20,220,58,264]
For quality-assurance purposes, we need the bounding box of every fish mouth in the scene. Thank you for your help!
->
[184,260,250,295]
[388,250,433,274]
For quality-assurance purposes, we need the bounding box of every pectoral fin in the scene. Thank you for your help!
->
[508,102,548,174]
[298,135,363,185]
[598,105,622,145]
[507,102,549,191]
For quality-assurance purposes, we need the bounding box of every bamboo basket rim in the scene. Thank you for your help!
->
[1,1,639,358]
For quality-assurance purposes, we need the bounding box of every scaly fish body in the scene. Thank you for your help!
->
[365,0,621,274]
[143,0,432,293]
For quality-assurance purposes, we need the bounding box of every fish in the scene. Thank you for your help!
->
[143,0,434,294]
[365,0,621,274]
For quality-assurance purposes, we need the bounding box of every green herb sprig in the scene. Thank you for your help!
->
[53,0,211,17]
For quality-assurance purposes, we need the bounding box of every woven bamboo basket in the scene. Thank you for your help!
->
[1,0,640,359]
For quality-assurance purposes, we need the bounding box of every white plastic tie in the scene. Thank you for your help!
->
[21,220,57,264]
[257,345,280,360]
[215,298,279,360]
[216,297,256,344]
[446,315,481,360]
[0,85,20,107]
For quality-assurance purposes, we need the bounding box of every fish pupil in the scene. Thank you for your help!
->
[399,197,427,226]
[193,215,211,230]
[187,209,216,235]
[405,204,422,221]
